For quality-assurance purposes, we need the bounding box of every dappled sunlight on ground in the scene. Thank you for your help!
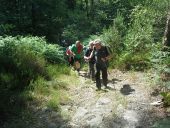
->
[59,69,169,128]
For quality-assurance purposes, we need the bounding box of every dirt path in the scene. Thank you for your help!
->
[60,69,167,128]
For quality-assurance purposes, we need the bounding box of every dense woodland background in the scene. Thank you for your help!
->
[0,0,170,127]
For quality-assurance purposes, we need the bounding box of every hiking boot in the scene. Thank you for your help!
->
[92,77,95,81]
[77,68,80,72]
[103,83,108,88]
[96,88,101,91]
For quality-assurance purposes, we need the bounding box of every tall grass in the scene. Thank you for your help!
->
[0,36,71,126]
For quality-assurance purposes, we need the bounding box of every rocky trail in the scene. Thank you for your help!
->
[21,69,170,128]
[59,69,169,128]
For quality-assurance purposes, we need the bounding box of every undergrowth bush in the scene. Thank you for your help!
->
[114,3,168,70]
[0,36,68,124]
[86,13,126,68]
[151,47,170,88]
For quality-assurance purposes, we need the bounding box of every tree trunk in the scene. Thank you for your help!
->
[85,0,89,18]
[163,11,170,47]
[66,0,76,10]
[90,0,94,19]
[79,0,83,9]
[16,0,21,32]
[31,2,36,35]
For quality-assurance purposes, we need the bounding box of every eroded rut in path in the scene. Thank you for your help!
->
[60,70,166,128]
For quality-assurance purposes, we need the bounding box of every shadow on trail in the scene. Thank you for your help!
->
[120,84,135,95]
[1,97,69,128]
[102,116,128,128]
[150,88,160,97]
[102,108,168,128]
[105,78,122,91]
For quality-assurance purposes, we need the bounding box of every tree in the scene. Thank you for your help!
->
[163,11,170,47]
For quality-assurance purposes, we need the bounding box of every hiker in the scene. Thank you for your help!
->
[65,46,74,66]
[70,40,83,72]
[84,41,95,80]
[90,39,110,90]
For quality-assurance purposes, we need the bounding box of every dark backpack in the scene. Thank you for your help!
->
[104,46,112,55]
[66,47,71,56]
[104,46,112,67]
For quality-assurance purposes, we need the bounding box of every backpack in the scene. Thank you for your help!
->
[105,46,112,55]
[66,47,71,56]
[104,46,112,67]
[77,44,83,54]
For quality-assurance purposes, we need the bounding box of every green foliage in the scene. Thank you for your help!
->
[62,24,80,43]
[151,47,170,90]
[0,36,69,125]
[114,2,168,70]
[47,64,71,78]
[62,9,103,44]
[0,73,17,91]
[0,35,68,89]
[83,0,169,71]
[0,24,15,35]
[160,92,170,106]
[152,117,170,128]
[86,13,126,68]
[19,36,65,64]
[44,44,65,63]
[0,0,170,126]
[0,0,67,42]
[0,36,46,86]
[47,99,60,111]
[29,77,49,95]
[101,13,126,52]
[117,51,151,70]
[0,0,169,46]
[150,45,170,107]
[47,92,60,111]
[125,5,155,51]
[16,45,46,79]
[0,36,65,64]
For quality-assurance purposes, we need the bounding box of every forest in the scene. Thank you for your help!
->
[0,0,170,127]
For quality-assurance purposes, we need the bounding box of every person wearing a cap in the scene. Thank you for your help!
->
[90,39,110,90]
[84,41,95,80]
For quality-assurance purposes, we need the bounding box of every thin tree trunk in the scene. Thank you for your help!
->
[79,0,83,9]
[31,2,36,35]
[66,0,76,10]
[16,0,21,32]
[85,0,89,18]
[90,0,94,19]
[163,11,170,47]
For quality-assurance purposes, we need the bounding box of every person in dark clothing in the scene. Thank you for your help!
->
[84,41,95,80]
[90,39,110,90]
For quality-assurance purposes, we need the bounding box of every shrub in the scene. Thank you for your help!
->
[0,36,69,124]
